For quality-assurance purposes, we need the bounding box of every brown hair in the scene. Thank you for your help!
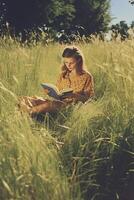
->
[61,46,85,78]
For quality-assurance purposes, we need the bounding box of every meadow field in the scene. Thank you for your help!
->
[0,38,134,200]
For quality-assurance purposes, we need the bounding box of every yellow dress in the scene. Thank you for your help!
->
[18,70,94,115]
[56,70,94,103]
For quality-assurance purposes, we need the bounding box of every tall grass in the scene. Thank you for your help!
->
[0,37,134,200]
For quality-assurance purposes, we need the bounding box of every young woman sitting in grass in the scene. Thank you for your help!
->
[18,46,94,117]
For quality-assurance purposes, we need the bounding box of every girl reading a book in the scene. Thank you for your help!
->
[18,46,94,117]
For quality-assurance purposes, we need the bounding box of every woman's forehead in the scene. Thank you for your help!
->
[63,57,76,62]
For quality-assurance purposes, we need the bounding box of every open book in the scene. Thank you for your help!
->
[41,83,73,100]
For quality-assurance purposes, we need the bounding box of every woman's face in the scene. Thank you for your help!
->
[63,57,77,72]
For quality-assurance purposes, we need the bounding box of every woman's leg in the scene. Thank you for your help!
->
[18,96,47,113]
[30,99,65,115]
[18,96,65,115]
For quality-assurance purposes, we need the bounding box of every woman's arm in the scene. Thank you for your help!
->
[61,74,94,104]
[56,74,64,91]
[57,72,94,104]
[83,74,94,98]
[73,74,94,103]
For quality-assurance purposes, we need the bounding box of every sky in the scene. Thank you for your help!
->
[110,0,134,24]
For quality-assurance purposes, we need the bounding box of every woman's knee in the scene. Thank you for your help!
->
[31,100,64,114]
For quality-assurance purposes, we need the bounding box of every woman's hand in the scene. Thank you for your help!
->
[61,93,79,103]
[62,92,87,103]
[65,93,80,99]
[43,89,49,95]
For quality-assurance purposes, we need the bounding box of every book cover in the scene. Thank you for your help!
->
[41,83,73,100]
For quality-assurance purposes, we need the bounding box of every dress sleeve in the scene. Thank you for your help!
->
[74,73,94,103]
[83,74,94,98]
[56,74,63,91]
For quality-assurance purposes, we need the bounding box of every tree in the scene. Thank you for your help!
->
[0,0,7,34]
[111,21,129,40]
[129,0,134,5]
[4,0,75,34]
[131,21,134,28]
[5,0,50,32]
[3,0,111,38]
[46,0,75,31]
[72,0,111,35]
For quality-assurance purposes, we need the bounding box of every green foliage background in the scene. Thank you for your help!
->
[2,0,111,35]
